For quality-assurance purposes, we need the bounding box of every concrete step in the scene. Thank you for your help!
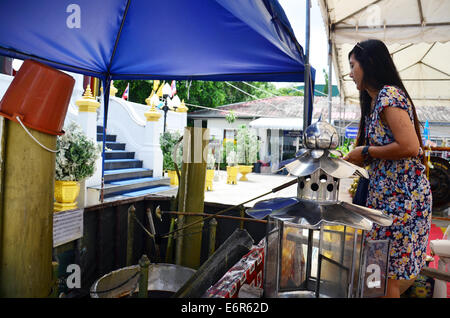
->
[104,167,153,182]
[120,185,173,198]
[105,142,126,151]
[104,159,142,170]
[89,177,171,197]
[97,133,116,142]
[104,150,135,160]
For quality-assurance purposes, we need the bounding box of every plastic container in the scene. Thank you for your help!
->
[0,59,75,135]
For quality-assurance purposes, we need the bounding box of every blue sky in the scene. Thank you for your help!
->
[278,0,337,86]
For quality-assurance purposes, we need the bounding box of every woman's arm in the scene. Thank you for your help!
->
[344,107,419,165]
[370,107,420,159]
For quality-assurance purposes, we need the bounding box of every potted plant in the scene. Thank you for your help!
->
[160,130,182,186]
[220,140,236,170]
[236,125,259,181]
[54,122,101,211]
[226,150,238,184]
[205,151,215,191]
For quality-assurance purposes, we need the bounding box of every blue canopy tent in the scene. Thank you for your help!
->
[0,0,315,201]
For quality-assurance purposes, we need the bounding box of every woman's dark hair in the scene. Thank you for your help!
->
[348,39,423,148]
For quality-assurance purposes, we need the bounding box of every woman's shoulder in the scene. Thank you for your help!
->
[377,85,409,110]
[379,85,407,100]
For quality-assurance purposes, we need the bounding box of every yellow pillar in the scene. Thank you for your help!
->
[92,77,100,98]
[176,99,189,113]
[99,80,118,97]
[144,90,162,122]
[0,120,56,297]
[109,80,118,97]
[75,85,100,113]
[72,86,101,210]
[176,127,209,269]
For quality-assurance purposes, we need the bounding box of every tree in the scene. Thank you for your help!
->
[113,80,153,104]
[322,68,329,95]
[277,86,303,96]
[113,79,299,111]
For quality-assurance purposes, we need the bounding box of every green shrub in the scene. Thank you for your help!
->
[55,122,101,181]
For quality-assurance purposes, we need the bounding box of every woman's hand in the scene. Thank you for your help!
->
[343,146,366,167]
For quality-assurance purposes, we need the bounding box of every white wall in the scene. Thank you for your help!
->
[104,97,186,155]
[0,73,13,98]
[205,118,254,140]
[0,72,188,183]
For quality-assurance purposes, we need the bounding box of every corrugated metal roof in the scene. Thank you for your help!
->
[188,96,450,123]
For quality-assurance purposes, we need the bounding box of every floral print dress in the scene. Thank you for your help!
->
[365,85,432,280]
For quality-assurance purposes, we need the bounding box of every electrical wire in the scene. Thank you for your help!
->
[225,81,284,113]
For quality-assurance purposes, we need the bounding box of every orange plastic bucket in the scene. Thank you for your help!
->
[0,59,75,135]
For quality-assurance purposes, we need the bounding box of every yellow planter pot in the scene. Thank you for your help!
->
[54,180,80,212]
[226,166,238,185]
[238,165,253,181]
[205,169,214,191]
[167,170,179,186]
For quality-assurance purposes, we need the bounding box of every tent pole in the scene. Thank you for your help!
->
[303,0,311,131]
[328,38,332,123]
[100,77,111,203]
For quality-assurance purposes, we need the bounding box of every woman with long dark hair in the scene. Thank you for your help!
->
[344,39,432,298]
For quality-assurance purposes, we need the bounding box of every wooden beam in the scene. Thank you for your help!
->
[0,120,55,297]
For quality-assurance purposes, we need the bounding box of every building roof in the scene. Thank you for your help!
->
[188,96,450,124]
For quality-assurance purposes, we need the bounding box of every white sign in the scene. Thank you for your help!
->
[53,209,83,247]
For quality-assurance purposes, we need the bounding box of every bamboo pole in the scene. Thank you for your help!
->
[239,206,245,229]
[146,208,159,261]
[208,218,217,257]
[126,205,136,266]
[165,217,176,263]
[160,178,297,239]
[175,127,209,269]
[138,254,150,298]
[161,210,267,224]
[50,261,60,298]
[0,120,55,297]
[0,118,5,272]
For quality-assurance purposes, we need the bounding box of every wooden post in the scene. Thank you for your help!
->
[0,120,55,297]
[176,127,209,269]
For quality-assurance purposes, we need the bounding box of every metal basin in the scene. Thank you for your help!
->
[90,263,196,298]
